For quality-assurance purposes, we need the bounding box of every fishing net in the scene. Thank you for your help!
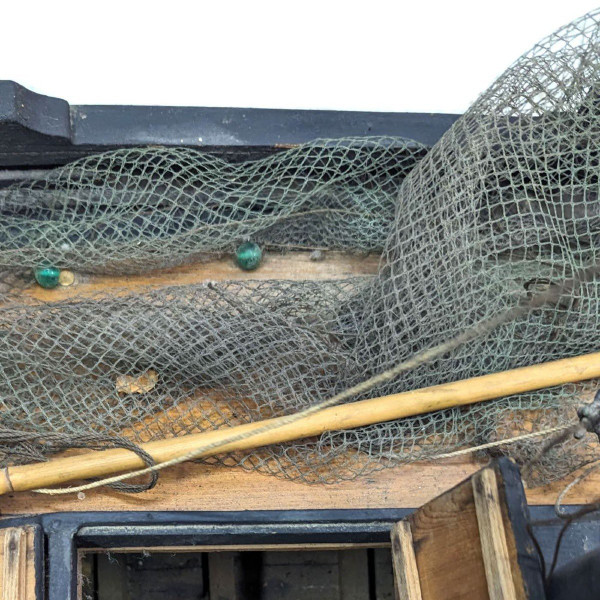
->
[0,137,424,278]
[2,9,600,487]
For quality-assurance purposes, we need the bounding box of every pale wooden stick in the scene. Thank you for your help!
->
[472,469,518,600]
[1,351,599,496]
[391,521,423,600]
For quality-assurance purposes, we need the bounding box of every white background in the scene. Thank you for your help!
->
[1,1,598,113]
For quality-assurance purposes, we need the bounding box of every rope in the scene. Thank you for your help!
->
[33,424,575,496]
[0,430,158,493]
[30,263,600,496]
[426,424,575,460]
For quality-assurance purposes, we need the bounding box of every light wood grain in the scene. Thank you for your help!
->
[406,461,534,600]
[0,527,36,600]
[391,521,422,600]
[2,351,599,496]
[20,251,380,303]
[208,553,240,600]
[0,251,596,514]
[472,469,518,600]
[0,458,477,515]
[0,455,592,516]
[410,466,489,599]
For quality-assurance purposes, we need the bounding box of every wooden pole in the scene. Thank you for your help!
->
[1,351,599,495]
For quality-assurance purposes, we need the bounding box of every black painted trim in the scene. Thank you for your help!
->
[498,458,547,599]
[0,81,460,167]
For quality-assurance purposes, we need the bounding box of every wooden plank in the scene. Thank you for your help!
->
[208,552,241,600]
[0,252,595,512]
[260,549,341,600]
[84,548,375,600]
[409,476,488,600]
[390,522,422,600]
[495,461,546,599]
[1,529,26,600]
[472,469,518,600]
[405,460,537,600]
[94,552,206,600]
[338,549,370,600]
[0,527,36,600]
[0,458,479,515]
[81,543,388,554]
[0,454,594,515]
[19,251,379,304]
[373,548,396,600]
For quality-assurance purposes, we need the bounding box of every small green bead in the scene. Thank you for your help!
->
[33,266,61,289]
[235,242,263,271]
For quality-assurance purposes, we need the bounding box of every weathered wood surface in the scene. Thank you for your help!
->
[0,527,36,600]
[390,522,422,600]
[406,468,500,599]
[393,462,541,600]
[22,251,380,303]
[472,469,518,600]
[0,252,595,514]
[1,456,596,515]
[83,548,381,600]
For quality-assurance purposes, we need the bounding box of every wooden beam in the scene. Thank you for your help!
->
[0,454,598,516]
[390,459,544,600]
[0,527,37,600]
[472,469,518,600]
[338,550,370,600]
[19,251,379,304]
[80,543,388,554]
[0,457,476,515]
[208,553,241,600]
[390,521,422,600]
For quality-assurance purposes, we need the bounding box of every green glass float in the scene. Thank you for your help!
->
[33,266,61,289]
[235,242,263,271]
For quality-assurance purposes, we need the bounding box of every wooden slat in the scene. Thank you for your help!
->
[0,252,596,513]
[0,455,597,515]
[0,527,36,600]
[94,551,205,600]
[373,548,396,600]
[390,522,422,600]
[208,552,240,600]
[338,550,370,600]
[1,529,25,600]
[409,475,488,599]
[0,458,480,515]
[404,460,536,600]
[81,543,388,554]
[472,469,518,600]
[20,251,380,303]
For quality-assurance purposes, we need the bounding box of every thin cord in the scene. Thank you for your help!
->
[33,424,573,495]
[32,262,600,495]
[554,459,600,517]
[521,459,600,582]
[425,424,573,460]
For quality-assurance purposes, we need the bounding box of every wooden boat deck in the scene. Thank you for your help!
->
[1,251,597,516]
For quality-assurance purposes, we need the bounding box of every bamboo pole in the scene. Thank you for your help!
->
[2,351,599,495]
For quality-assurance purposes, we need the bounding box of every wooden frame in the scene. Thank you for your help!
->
[0,82,595,599]
[0,527,37,600]
[390,459,545,600]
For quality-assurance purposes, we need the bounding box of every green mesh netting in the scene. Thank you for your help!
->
[2,10,600,486]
